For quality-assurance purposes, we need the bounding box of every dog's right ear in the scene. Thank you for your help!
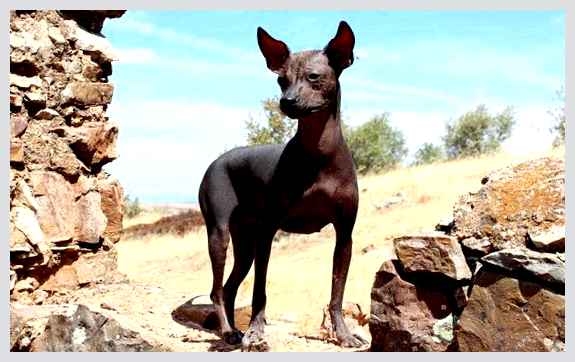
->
[257,27,290,73]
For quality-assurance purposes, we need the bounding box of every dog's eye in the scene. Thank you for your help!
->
[277,76,289,88]
[307,73,321,82]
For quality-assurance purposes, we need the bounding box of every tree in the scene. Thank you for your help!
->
[245,98,297,145]
[344,113,408,174]
[413,143,444,166]
[443,105,514,159]
[123,194,143,219]
[549,87,565,147]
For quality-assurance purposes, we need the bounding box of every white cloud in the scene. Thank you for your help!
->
[112,17,259,62]
[104,100,254,202]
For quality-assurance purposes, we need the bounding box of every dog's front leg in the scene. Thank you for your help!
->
[329,220,369,348]
[241,229,275,352]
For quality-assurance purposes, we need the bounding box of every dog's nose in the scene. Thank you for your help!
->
[280,97,297,110]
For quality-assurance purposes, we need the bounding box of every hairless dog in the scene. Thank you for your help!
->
[198,21,367,351]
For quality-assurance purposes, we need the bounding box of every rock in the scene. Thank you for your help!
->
[10,74,42,89]
[75,191,108,244]
[22,123,84,178]
[320,302,369,341]
[11,139,24,163]
[455,269,564,351]
[11,94,24,109]
[59,10,126,34]
[360,244,376,254]
[32,289,49,305]
[394,234,472,282]
[11,303,158,352]
[11,270,18,291]
[29,171,76,243]
[11,206,51,262]
[47,26,66,44]
[34,108,59,120]
[528,224,565,253]
[24,91,46,108]
[452,158,565,251]
[62,20,117,63]
[64,122,119,166]
[172,296,252,332]
[61,82,114,106]
[98,175,124,243]
[14,277,40,292]
[375,192,405,210]
[435,215,454,233]
[41,249,121,291]
[11,114,28,137]
[460,236,493,255]
[369,260,456,351]
[480,248,564,288]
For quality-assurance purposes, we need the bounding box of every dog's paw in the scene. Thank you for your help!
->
[338,333,369,348]
[223,330,244,346]
[241,329,270,352]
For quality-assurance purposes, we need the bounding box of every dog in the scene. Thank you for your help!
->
[198,21,367,351]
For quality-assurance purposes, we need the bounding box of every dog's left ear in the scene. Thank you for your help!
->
[323,21,355,73]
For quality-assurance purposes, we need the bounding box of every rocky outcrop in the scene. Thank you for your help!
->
[370,157,565,352]
[11,303,163,351]
[10,10,125,303]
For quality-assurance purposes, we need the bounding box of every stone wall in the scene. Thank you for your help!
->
[10,10,126,302]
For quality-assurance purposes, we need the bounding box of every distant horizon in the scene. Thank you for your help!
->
[102,10,565,204]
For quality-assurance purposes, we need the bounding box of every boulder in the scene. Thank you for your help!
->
[528,224,565,253]
[62,19,117,63]
[452,158,564,251]
[369,260,456,351]
[460,236,493,255]
[480,248,564,288]
[75,191,108,244]
[394,234,472,282]
[455,269,564,351]
[10,303,160,352]
[10,74,42,89]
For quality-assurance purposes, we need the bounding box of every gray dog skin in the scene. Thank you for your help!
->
[198,21,367,351]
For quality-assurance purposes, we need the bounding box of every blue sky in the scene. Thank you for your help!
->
[102,11,565,204]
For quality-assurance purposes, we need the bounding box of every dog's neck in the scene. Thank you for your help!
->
[293,86,344,158]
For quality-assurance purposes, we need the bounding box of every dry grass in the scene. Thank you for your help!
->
[116,146,565,338]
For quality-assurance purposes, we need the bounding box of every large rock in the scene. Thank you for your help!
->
[455,269,564,351]
[369,260,456,351]
[11,303,159,351]
[452,158,564,251]
[394,234,472,282]
[480,248,564,288]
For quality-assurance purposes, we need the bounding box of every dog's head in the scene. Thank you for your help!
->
[257,21,355,119]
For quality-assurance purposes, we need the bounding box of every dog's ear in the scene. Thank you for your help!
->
[323,21,355,73]
[257,27,290,72]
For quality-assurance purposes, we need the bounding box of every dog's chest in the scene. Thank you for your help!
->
[278,178,339,234]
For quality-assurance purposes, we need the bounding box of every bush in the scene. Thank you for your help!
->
[443,105,514,159]
[344,113,408,174]
[413,143,445,166]
[123,194,143,219]
[245,98,297,145]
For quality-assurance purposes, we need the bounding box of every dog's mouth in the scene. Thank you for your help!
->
[280,105,326,119]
